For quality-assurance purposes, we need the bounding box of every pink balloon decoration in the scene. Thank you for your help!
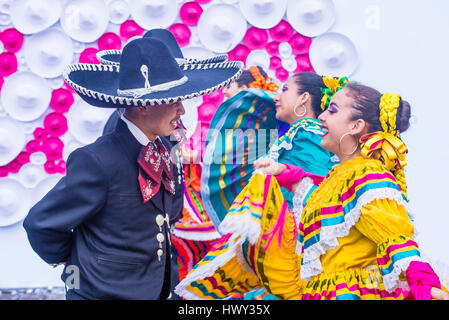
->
[269,56,282,70]
[79,48,100,64]
[42,137,64,161]
[0,166,8,178]
[266,41,280,56]
[243,27,268,50]
[6,159,21,174]
[44,112,68,137]
[198,103,217,124]
[33,128,48,141]
[44,160,57,174]
[50,88,74,113]
[120,20,145,41]
[228,44,250,65]
[98,32,122,50]
[26,140,41,154]
[1,28,24,53]
[56,160,66,174]
[180,2,203,26]
[0,76,4,93]
[275,67,289,82]
[16,151,30,165]
[194,0,211,3]
[168,23,191,48]
[289,33,312,55]
[294,54,314,73]
[203,89,224,106]
[0,52,18,77]
[269,20,294,43]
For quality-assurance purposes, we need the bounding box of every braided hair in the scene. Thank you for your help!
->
[345,83,411,196]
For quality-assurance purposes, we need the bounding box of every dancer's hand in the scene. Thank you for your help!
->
[254,160,287,176]
[431,287,449,300]
[291,181,300,193]
[253,158,273,170]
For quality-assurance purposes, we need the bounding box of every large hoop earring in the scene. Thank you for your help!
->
[339,132,359,156]
[294,104,307,117]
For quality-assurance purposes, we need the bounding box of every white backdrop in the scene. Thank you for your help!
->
[1,0,448,288]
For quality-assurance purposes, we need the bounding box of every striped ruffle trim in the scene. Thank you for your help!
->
[376,235,422,292]
[299,187,413,285]
[174,233,257,300]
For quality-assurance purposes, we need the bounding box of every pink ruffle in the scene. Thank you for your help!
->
[276,163,324,191]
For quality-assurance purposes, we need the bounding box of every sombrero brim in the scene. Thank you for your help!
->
[63,61,243,107]
[96,49,229,66]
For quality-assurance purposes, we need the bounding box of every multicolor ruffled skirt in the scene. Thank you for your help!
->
[175,173,415,300]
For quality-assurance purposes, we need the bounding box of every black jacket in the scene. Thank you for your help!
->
[23,119,184,299]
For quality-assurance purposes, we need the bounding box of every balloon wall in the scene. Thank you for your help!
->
[1,0,448,288]
[0,0,353,231]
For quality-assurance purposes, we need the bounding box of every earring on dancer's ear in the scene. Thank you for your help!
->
[338,132,359,156]
[294,104,307,117]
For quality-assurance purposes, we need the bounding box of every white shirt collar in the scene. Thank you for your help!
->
[120,114,157,146]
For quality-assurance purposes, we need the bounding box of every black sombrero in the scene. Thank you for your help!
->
[96,28,228,66]
[63,37,243,108]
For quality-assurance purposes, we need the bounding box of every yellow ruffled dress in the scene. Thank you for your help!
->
[174,157,438,300]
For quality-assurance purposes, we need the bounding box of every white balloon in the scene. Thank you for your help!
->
[197,3,247,53]
[309,32,359,77]
[66,98,115,145]
[129,0,178,30]
[0,12,11,26]
[0,178,31,227]
[181,46,214,61]
[24,28,74,78]
[239,0,287,29]
[29,152,47,165]
[287,0,336,37]
[108,0,130,24]
[281,57,298,72]
[61,0,109,43]
[278,42,293,58]
[71,40,86,54]
[0,117,26,166]
[16,163,47,188]
[1,71,52,122]
[245,50,270,71]
[0,0,10,14]
[10,0,62,34]
[222,0,240,4]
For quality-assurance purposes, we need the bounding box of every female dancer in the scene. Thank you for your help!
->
[175,82,449,300]
[172,66,279,280]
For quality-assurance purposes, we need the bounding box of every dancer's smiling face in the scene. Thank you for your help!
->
[274,76,312,124]
[318,87,366,157]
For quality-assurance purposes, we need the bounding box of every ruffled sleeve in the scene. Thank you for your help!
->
[277,124,335,178]
[355,198,422,292]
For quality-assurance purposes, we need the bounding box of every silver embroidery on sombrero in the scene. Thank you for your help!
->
[62,61,244,107]
[117,64,189,98]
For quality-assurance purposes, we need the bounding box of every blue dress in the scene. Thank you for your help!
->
[260,117,337,210]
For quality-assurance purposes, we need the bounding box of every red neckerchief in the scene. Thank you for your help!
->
[137,138,175,203]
